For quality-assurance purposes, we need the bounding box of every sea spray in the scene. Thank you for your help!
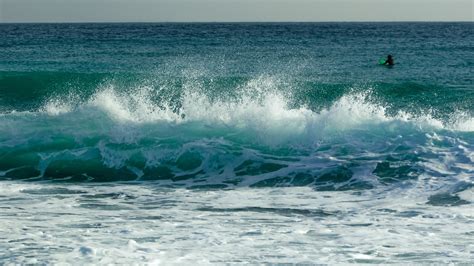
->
[1,80,472,184]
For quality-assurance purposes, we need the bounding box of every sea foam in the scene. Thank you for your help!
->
[39,77,474,138]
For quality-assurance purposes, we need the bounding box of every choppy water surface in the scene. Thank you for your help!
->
[0,23,473,264]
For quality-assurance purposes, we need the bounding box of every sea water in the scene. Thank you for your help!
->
[0,23,473,264]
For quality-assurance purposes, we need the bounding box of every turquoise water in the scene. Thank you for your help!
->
[0,23,473,263]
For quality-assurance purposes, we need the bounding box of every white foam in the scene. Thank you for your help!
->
[0,183,472,264]
[32,78,474,140]
[42,97,74,116]
[89,85,180,122]
[449,112,474,132]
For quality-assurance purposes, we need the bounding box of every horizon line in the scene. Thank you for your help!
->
[1,20,473,24]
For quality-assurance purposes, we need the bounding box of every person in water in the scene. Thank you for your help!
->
[384,54,394,66]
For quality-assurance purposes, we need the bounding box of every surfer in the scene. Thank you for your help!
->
[383,54,394,66]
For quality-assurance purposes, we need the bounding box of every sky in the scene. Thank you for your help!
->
[1,0,473,23]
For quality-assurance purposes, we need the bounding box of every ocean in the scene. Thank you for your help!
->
[0,22,473,263]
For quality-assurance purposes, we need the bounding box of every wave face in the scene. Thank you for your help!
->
[0,23,473,191]
[1,73,473,191]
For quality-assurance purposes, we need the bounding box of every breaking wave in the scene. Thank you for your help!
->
[0,76,473,190]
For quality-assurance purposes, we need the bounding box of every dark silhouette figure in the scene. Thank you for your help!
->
[384,55,394,66]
